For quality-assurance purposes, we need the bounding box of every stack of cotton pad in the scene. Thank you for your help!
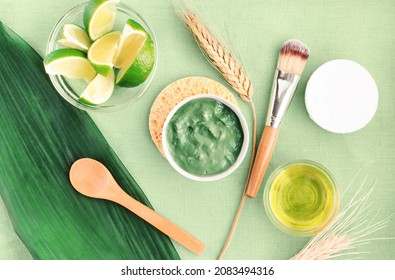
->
[305,59,378,134]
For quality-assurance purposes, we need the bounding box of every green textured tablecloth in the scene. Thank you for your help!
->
[1,0,395,260]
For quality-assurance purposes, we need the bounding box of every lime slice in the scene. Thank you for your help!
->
[87,30,121,75]
[79,69,115,105]
[114,19,147,68]
[83,0,120,41]
[44,49,96,82]
[115,19,155,88]
[57,23,92,52]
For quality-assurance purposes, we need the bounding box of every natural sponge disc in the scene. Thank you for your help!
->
[149,76,239,156]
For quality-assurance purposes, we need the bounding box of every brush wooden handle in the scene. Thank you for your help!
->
[246,126,279,198]
[113,186,205,255]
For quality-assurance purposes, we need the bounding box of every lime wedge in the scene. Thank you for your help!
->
[114,19,147,68]
[115,19,155,88]
[44,49,96,82]
[83,0,120,41]
[57,23,92,52]
[88,30,121,75]
[79,69,115,105]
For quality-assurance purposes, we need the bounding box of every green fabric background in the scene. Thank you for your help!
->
[1,0,395,260]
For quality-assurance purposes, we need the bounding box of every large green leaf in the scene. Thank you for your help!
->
[0,22,180,260]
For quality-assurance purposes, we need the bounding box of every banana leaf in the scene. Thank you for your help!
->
[0,22,180,260]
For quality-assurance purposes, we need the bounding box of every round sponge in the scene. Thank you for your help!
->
[149,76,239,156]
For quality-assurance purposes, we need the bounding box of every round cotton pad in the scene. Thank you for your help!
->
[305,59,378,134]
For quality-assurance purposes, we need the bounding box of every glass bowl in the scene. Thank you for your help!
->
[46,2,158,112]
[162,94,249,182]
[263,160,339,236]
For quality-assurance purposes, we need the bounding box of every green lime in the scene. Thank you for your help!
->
[79,68,115,105]
[114,19,147,68]
[83,0,119,41]
[87,30,121,75]
[44,49,96,82]
[115,19,155,87]
[57,23,92,52]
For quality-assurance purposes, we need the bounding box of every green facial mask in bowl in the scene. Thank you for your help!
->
[162,94,249,182]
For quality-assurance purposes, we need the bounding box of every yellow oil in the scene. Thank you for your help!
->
[267,162,338,235]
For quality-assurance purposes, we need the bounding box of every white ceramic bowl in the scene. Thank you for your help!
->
[162,94,249,182]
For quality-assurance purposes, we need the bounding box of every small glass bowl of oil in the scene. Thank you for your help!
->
[263,160,339,236]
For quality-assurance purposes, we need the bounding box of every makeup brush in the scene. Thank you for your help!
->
[246,39,310,198]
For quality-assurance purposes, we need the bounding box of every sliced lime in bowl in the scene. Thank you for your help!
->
[88,30,121,75]
[80,69,115,105]
[57,23,92,51]
[115,19,155,88]
[44,48,96,82]
[45,1,158,112]
[83,0,120,41]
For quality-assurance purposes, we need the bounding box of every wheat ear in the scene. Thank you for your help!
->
[173,0,257,259]
[292,178,393,260]
[183,13,254,103]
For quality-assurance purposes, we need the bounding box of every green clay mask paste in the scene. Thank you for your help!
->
[166,98,244,176]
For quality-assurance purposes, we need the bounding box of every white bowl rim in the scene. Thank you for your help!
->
[162,93,249,182]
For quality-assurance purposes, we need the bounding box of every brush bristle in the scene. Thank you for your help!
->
[277,39,310,75]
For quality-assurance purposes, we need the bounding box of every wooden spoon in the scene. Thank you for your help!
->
[69,158,205,255]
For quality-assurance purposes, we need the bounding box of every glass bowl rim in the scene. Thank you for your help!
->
[263,159,339,236]
[45,1,158,112]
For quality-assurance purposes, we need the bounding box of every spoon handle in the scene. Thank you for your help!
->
[112,187,205,255]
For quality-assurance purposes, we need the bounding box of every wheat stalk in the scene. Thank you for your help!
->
[292,235,352,260]
[183,13,254,103]
[292,177,393,260]
[173,0,257,260]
